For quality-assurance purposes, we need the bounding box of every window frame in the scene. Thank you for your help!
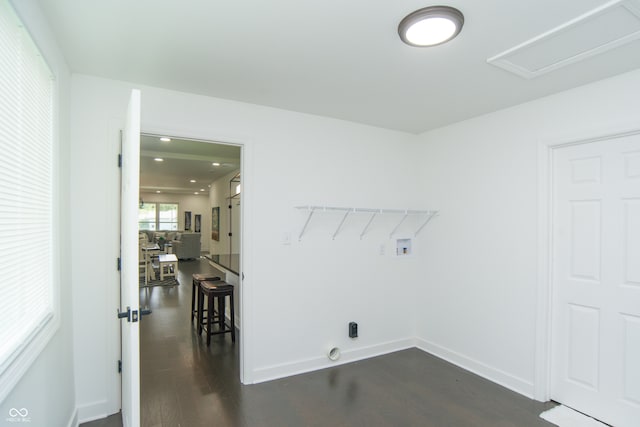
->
[138,201,179,231]
[0,0,60,402]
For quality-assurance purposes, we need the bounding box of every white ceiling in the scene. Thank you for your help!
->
[139,134,240,195]
[36,0,640,134]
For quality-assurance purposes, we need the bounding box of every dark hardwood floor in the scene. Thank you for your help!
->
[82,258,555,427]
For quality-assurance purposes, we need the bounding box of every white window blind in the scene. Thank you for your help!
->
[0,0,55,398]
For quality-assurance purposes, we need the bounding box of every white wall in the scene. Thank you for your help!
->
[70,73,421,412]
[0,2,77,427]
[413,68,640,397]
[139,192,210,251]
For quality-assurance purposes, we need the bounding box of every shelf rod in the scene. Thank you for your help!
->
[298,209,316,241]
[359,211,378,240]
[414,211,437,237]
[332,209,352,240]
[389,211,409,238]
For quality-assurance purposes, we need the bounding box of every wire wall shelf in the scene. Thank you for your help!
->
[295,205,438,241]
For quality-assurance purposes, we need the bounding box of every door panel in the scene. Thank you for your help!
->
[551,133,640,427]
[121,90,141,427]
[624,199,640,285]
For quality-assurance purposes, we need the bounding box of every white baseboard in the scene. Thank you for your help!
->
[66,408,78,427]
[252,338,415,384]
[415,338,534,398]
[76,400,113,425]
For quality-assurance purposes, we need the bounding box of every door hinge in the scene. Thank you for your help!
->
[118,154,122,168]
[118,360,122,373]
[117,257,121,271]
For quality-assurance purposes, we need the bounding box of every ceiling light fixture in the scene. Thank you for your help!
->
[190,179,196,183]
[212,162,220,166]
[194,192,199,195]
[156,190,161,193]
[398,6,464,47]
[200,188,205,192]
[154,158,164,162]
[160,137,171,142]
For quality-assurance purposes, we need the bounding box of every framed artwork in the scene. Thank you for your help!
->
[211,207,220,241]
[184,211,192,231]
[194,214,201,232]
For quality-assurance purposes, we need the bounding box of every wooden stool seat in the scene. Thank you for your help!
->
[197,280,235,345]
[191,273,221,322]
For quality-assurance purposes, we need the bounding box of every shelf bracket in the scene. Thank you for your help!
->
[414,211,437,237]
[298,208,316,241]
[389,211,409,238]
[359,211,378,240]
[332,209,352,240]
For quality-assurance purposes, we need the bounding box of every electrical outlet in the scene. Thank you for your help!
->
[349,322,358,338]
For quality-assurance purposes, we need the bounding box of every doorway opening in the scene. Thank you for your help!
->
[137,132,244,424]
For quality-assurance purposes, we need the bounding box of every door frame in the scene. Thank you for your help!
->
[534,124,640,402]
[134,123,255,386]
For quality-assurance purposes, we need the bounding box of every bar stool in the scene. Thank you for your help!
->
[197,280,235,345]
[191,273,221,322]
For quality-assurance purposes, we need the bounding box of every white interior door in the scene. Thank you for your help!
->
[120,89,141,427]
[551,132,640,427]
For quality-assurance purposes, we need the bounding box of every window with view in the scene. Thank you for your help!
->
[0,0,57,401]
[138,203,156,230]
[138,202,178,230]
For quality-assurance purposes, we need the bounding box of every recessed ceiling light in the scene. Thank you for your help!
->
[160,137,171,142]
[156,190,161,193]
[398,6,464,47]
[154,158,164,162]
[194,192,199,195]
[190,179,196,183]
[200,188,205,192]
[212,162,221,166]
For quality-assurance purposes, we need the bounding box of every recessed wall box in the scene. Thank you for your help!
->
[395,238,412,256]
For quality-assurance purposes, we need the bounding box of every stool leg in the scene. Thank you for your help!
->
[229,292,235,343]
[191,279,197,322]
[197,286,204,335]
[207,292,213,346]
[218,295,225,329]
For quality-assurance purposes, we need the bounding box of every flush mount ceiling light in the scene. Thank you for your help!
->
[398,5,464,47]
[159,137,171,142]
[154,157,164,162]
[212,162,220,166]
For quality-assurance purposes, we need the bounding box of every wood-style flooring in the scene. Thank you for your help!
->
[82,258,555,427]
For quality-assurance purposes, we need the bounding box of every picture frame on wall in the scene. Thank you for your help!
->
[194,214,201,233]
[185,211,192,231]
[211,207,220,241]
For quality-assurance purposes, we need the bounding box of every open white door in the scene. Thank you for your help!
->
[118,89,142,427]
